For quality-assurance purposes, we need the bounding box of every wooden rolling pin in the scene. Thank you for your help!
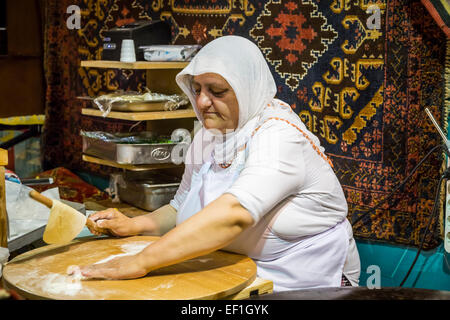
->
[29,189,109,238]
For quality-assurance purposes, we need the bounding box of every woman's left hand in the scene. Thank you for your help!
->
[68,253,148,280]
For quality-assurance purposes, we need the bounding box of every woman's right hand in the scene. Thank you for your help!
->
[87,208,139,237]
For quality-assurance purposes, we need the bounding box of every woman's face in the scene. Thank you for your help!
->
[192,73,239,133]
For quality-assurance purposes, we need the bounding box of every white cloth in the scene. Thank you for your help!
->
[171,35,360,290]
[176,35,276,165]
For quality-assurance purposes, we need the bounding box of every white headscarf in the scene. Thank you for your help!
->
[176,35,277,165]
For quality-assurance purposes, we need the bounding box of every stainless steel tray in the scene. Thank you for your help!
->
[92,100,168,112]
[77,96,187,112]
[82,135,178,164]
[114,172,180,211]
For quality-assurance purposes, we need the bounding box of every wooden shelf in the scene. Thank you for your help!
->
[81,108,197,121]
[80,60,189,69]
[82,154,183,171]
[80,60,192,174]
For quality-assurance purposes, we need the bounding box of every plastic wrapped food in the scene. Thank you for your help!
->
[81,129,192,165]
[140,45,201,62]
[93,89,189,117]
[80,130,178,144]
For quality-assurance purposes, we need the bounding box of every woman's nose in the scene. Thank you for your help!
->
[196,91,212,110]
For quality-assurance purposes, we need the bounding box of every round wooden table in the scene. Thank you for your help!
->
[2,236,257,300]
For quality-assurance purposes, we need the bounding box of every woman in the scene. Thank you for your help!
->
[74,35,360,291]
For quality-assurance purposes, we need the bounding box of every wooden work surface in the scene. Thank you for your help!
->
[2,236,257,300]
[84,199,150,218]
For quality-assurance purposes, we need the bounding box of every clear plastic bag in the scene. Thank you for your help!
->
[140,45,201,62]
[93,88,189,117]
[80,130,177,144]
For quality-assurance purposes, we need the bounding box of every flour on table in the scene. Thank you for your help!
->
[66,265,87,280]
[149,280,174,291]
[39,241,153,296]
[93,241,153,265]
[194,258,213,263]
[41,272,83,296]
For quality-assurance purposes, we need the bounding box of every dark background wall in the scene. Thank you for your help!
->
[0,0,45,118]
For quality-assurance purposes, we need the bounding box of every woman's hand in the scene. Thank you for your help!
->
[87,208,139,237]
[68,253,149,280]
[72,195,252,281]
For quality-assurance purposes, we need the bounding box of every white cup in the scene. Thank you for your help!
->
[120,39,136,62]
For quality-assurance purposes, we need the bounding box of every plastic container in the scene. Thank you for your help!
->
[140,45,201,61]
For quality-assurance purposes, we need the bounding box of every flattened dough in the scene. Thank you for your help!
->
[43,200,87,244]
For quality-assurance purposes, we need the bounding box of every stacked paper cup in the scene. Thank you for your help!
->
[120,39,136,62]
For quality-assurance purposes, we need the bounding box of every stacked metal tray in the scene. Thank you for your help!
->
[113,171,180,211]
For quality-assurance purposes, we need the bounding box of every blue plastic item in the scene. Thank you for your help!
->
[356,239,450,290]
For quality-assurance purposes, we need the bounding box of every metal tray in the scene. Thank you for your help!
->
[92,100,170,112]
[78,96,186,112]
[7,200,85,252]
[115,172,180,211]
[82,135,178,164]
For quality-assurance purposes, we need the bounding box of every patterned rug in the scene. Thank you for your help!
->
[421,0,450,37]
[30,167,109,203]
[42,0,447,249]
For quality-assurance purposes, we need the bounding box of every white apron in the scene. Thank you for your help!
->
[176,151,350,292]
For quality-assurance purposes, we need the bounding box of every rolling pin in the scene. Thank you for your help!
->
[29,189,109,237]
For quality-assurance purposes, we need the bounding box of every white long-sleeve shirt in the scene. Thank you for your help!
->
[171,101,348,239]
[170,100,360,290]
